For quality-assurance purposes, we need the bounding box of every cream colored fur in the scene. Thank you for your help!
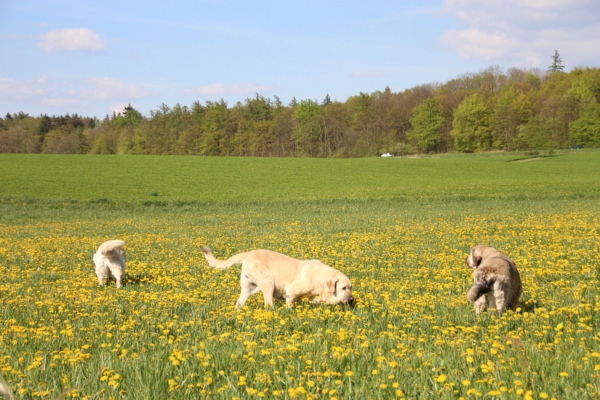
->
[93,240,126,288]
[0,374,13,400]
[201,246,354,308]
[466,245,522,315]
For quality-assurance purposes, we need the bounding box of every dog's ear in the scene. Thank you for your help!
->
[474,255,482,267]
[472,248,483,267]
[327,279,338,295]
[467,248,483,269]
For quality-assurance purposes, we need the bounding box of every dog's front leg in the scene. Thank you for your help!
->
[285,291,301,308]
[285,297,297,308]
[261,291,275,308]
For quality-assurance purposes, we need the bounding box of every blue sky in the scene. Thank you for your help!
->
[1,0,599,118]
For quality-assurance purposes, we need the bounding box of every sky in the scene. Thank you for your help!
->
[1,0,599,118]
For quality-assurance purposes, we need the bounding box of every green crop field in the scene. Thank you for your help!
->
[1,152,599,399]
[1,150,600,203]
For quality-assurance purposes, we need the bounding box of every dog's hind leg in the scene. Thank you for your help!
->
[96,268,108,286]
[108,264,124,289]
[236,276,260,309]
[493,287,507,315]
[473,295,488,315]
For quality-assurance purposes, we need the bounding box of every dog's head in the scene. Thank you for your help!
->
[466,245,500,269]
[322,273,354,305]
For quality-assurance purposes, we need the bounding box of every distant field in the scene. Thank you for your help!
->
[1,152,599,399]
[1,150,599,203]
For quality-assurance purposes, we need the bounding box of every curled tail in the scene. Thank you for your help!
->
[98,240,126,258]
[201,246,248,270]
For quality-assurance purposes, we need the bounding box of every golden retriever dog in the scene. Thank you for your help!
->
[466,245,522,315]
[201,246,354,308]
[93,240,126,288]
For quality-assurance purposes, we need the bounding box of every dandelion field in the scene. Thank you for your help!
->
[1,153,600,399]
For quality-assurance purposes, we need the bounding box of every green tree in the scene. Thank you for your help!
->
[492,91,532,151]
[200,100,230,156]
[74,129,90,154]
[569,98,600,147]
[547,50,565,73]
[407,98,444,153]
[293,99,325,156]
[450,94,492,152]
[567,74,600,101]
[122,104,144,127]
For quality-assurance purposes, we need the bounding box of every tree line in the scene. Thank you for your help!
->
[1,65,599,157]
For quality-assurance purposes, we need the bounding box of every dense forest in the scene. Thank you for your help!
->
[1,65,600,157]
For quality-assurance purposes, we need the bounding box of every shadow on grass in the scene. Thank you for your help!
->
[125,272,157,286]
[519,299,542,313]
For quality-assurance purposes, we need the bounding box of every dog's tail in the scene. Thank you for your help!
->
[98,240,126,257]
[201,246,248,270]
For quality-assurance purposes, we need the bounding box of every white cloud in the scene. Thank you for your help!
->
[41,97,78,107]
[439,0,600,68]
[350,71,383,79]
[37,28,107,53]
[84,77,156,100]
[0,77,51,101]
[0,75,157,116]
[179,83,276,98]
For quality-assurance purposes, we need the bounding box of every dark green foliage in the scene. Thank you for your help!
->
[547,50,565,73]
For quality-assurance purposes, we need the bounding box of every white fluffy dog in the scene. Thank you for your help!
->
[93,240,126,288]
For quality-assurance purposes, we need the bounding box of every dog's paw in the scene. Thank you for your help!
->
[201,245,211,254]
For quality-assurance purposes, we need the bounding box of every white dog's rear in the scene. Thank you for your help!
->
[94,240,126,288]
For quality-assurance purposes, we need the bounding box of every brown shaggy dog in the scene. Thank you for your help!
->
[466,245,522,315]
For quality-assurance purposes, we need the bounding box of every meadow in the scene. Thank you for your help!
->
[0,152,599,399]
